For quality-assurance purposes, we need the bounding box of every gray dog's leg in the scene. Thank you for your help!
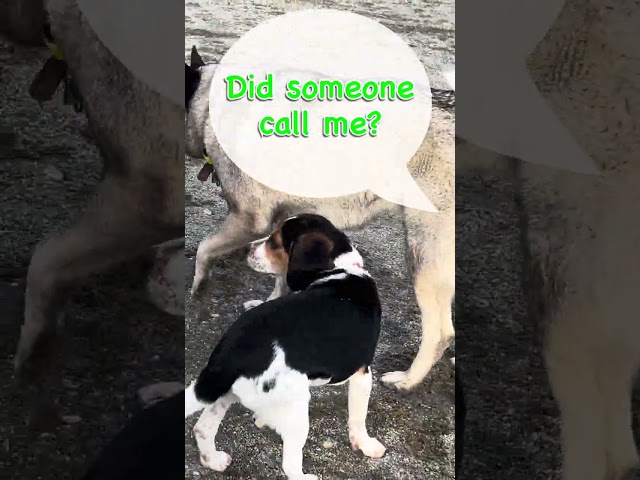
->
[14,177,180,378]
[243,274,289,311]
[382,208,455,391]
[191,213,266,297]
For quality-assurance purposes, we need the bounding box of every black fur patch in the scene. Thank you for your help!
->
[281,214,353,262]
[262,378,277,392]
[280,214,355,291]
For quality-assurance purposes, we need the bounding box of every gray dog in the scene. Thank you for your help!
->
[185,46,455,392]
[13,0,184,380]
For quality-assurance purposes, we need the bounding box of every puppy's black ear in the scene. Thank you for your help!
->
[286,232,334,291]
[190,45,205,69]
[185,63,200,110]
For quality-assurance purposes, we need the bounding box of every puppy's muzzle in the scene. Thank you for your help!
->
[247,240,261,262]
[246,238,273,274]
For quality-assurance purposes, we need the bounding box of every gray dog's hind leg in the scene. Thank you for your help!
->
[191,212,267,298]
[14,177,181,380]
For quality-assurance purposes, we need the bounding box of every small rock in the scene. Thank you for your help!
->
[203,208,213,215]
[210,313,219,318]
[44,164,64,181]
[61,415,82,424]
[193,472,200,476]
[322,440,334,449]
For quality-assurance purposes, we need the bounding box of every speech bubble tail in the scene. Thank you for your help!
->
[370,168,438,213]
[442,68,455,91]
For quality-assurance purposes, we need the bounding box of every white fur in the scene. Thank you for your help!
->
[193,393,237,472]
[232,346,312,409]
[309,272,349,286]
[333,250,368,277]
[231,346,316,479]
[347,369,386,458]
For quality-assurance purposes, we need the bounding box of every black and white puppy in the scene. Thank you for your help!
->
[185,214,385,480]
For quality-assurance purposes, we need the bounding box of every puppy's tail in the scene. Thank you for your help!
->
[185,368,236,418]
[184,382,208,418]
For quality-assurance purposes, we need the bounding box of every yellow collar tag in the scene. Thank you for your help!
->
[46,41,64,61]
[205,155,212,164]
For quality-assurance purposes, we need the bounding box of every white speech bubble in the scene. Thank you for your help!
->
[209,9,437,212]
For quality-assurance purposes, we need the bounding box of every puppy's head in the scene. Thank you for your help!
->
[247,214,362,290]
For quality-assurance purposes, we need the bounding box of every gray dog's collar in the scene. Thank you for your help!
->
[196,148,220,185]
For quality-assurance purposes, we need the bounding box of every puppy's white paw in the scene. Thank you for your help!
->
[243,299,264,311]
[254,416,265,429]
[200,451,232,472]
[380,371,416,391]
[351,435,386,458]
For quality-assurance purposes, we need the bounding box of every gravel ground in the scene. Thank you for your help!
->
[184,1,455,478]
